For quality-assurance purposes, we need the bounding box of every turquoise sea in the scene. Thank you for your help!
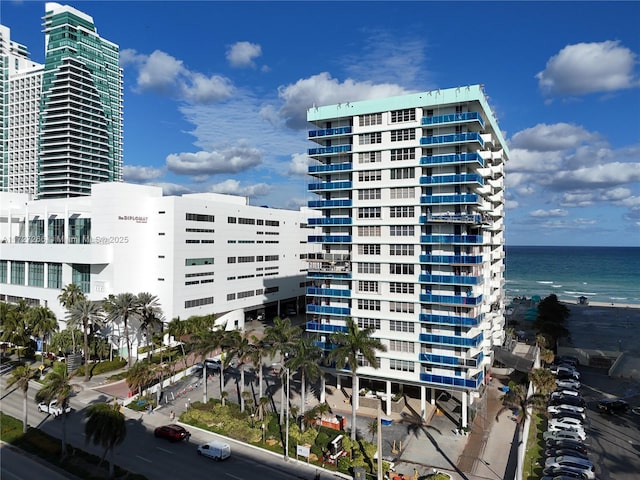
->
[504,246,640,306]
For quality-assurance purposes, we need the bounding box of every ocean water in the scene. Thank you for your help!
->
[504,246,640,306]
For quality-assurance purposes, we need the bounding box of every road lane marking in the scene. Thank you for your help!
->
[136,455,152,463]
[156,447,174,454]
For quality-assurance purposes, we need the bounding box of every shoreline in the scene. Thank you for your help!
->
[567,300,640,310]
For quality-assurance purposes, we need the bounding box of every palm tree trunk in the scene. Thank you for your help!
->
[351,373,358,440]
[124,316,131,367]
[240,365,245,412]
[258,355,263,398]
[300,371,306,432]
[84,321,90,382]
[280,373,285,424]
[22,390,28,434]
[220,364,226,406]
[203,363,208,404]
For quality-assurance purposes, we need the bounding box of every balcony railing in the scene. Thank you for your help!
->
[313,341,339,351]
[418,332,483,348]
[420,132,483,147]
[419,213,482,224]
[419,371,484,389]
[308,145,352,156]
[308,199,352,209]
[420,153,484,167]
[308,271,352,279]
[419,294,483,305]
[420,234,483,244]
[419,313,483,327]
[308,217,352,225]
[307,304,351,316]
[420,194,478,205]
[308,163,353,174]
[306,322,348,334]
[419,352,484,368]
[419,174,483,186]
[418,274,482,286]
[308,181,352,192]
[308,235,352,244]
[308,126,352,138]
[307,287,351,298]
[419,254,483,264]
[421,111,485,128]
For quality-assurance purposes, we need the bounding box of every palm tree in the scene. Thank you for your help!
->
[126,360,154,398]
[1,302,30,361]
[58,283,85,310]
[263,316,301,359]
[137,292,163,354]
[85,401,127,480]
[35,363,74,457]
[495,383,546,443]
[285,337,322,426]
[7,365,36,433]
[247,335,270,399]
[256,395,270,421]
[28,305,58,362]
[103,293,139,366]
[167,317,187,359]
[227,330,252,412]
[66,299,103,381]
[529,368,557,395]
[193,323,227,404]
[328,317,387,440]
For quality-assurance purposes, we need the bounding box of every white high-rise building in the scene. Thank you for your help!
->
[305,85,508,426]
[0,24,44,195]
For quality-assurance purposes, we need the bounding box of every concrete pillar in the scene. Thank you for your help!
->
[320,375,326,403]
[421,386,426,419]
[353,375,359,410]
[336,374,341,390]
[386,380,392,417]
[64,205,69,244]
[430,387,436,405]
[44,207,48,244]
[461,391,468,428]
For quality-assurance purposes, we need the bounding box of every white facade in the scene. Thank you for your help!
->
[0,182,318,329]
[305,85,508,425]
[0,24,44,195]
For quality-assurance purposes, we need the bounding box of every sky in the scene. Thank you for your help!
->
[2,1,639,247]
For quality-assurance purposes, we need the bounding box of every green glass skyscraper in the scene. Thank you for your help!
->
[39,2,123,198]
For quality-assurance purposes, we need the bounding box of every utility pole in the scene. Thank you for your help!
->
[377,401,383,480]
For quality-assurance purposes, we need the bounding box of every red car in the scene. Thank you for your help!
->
[154,424,189,442]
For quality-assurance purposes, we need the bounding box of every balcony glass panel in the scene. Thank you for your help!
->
[308,163,353,174]
[418,353,460,366]
[421,111,485,128]
[420,153,484,167]
[308,235,352,243]
[420,234,483,244]
[308,199,352,208]
[308,217,352,225]
[308,126,352,138]
[313,341,340,351]
[419,333,483,348]
[420,194,478,205]
[419,371,483,389]
[419,255,483,264]
[418,274,481,286]
[419,294,483,305]
[419,313,483,327]
[419,174,483,185]
[307,304,351,316]
[308,181,352,191]
[420,132,483,147]
[420,213,482,224]
[307,287,351,297]
[308,145,352,155]
[306,322,348,333]
[308,271,352,279]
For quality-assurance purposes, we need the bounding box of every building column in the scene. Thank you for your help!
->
[421,386,426,419]
[320,375,326,403]
[25,261,29,286]
[386,380,392,417]
[44,263,49,288]
[25,206,29,240]
[353,375,359,411]
[44,207,49,244]
[430,387,436,405]
[336,374,341,390]
[461,391,468,428]
[64,205,69,244]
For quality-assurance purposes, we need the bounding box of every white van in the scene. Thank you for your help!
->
[197,440,231,461]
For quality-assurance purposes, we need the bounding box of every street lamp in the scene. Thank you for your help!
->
[261,423,266,443]
[284,367,290,461]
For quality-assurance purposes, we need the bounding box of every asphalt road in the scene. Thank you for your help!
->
[0,444,75,480]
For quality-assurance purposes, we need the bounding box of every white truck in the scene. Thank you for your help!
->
[38,400,71,417]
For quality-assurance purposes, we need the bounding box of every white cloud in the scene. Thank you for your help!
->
[226,41,262,68]
[551,162,640,190]
[287,153,310,176]
[123,165,164,182]
[278,72,410,129]
[510,123,597,152]
[209,179,271,197]
[536,41,640,96]
[147,182,194,196]
[530,209,568,218]
[166,145,263,175]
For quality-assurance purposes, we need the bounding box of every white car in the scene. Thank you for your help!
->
[556,379,581,390]
[197,440,231,461]
[544,456,595,479]
[551,390,581,399]
[546,425,587,440]
[543,430,584,443]
[549,417,585,429]
[548,404,585,415]
[37,401,71,417]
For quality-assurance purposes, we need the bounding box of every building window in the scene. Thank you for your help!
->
[358,299,381,311]
[358,281,379,293]
[390,263,414,275]
[237,290,254,299]
[185,297,214,308]
[357,225,381,237]
[390,359,414,372]
[238,256,255,263]
[10,261,25,285]
[389,302,415,313]
[358,170,382,182]
[47,263,62,289]
[264,255,279,261]
[358,263,381,274]
[358,151,381,163]
[358,188,381,200]
[227,293,236,301]
[358,207,381,219]
[357,317,381,329]
[390,187,415,199]
[239,217,256,225]
[357,354,372,368]
[265,220,280,226]
[359,113,382,126]
[390,282,415,294]
[186,257,214,266]
[28,262,44,287]
[390,148,415,161]
[228,217,237,223]
[389,225,415,236]
[390,129,416,142]
[358,244,381,255]
[186,228,215,233]
[227,257,236,263]
[389,244,414,256]
[389,339,415,353]
[389,206,414,218]
[71,264,90,294]
[359,132,382,145]
[186,213,215,222]
[390,109,416,123]
[0,261,7,283]
[390,319,415,332]
[390,167,415,180]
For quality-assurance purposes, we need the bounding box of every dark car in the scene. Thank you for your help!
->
[598,398,629,414]
[542,466,588,479]
[154,424,189,442]
[549,395,585,408]
[545,439,589,454]
[545,448,590,460]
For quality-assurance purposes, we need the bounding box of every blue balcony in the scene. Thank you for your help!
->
[419,371,484,389]
[308,126,353,138]
[420,153,484,167]
[421,111,485,128]
[420,254,483,264]
[308,271,352,280]
[308,145,352,156]
[308,235,352,244]
[420,194,478,205]
[419,214,482,224]
[419,294,483,306]
[419,332,483,348]
[308,163,353,174]
[420,132,483,147]
[308,217,352,226]
[420,174,483,186]
[418,274,481,286]
[306,321,348,334]
[420,234,483,244]
[419,313,483,327]
[308,181,352,192]
[418,352,484,368]
[313,340,339,351]
[308,199,352,209]
[307,304,351,316]
[307,287,351,298]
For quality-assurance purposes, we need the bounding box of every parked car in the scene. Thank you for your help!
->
[204,356,222,372]
[550,411,586,423]
[549,417,585,429]
[197,440,231,461]
[544,448,590,460]
[550,365,578,376]
[548,404,585,415]
[544,456,595,479]
[540,476,587,480]
[556,379,581,390]
[154,424,190,442]
[597,398,629,414]
[556,370,581,381]
[546,424,587,441]
[543,430,585,443]
[542,465,591,479]
[549,396,585,408]
[37,401,71,417]
[552,389,580,398]
[545,438,589,454]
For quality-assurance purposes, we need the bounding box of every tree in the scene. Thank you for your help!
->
[125,360,154,397]
[85,401,126,480]
[263,316,300,358]
[35,363,74,457]
[1,300,32,360]
[137,292,163,353]
[328,317,387,440]
[226,330,252,412]
[192,321,227,404]
[534,294,571,345]
[495,383,546,451]
[7,365,36,433]
[284,337,322,426]
[28,305,58,361]
[529,368,557,395]
[247,335,270,400]
[58,283,86,311]
[103,293,139,366]
[66,299,103,381]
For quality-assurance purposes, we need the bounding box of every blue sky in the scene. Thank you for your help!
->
[3,1,640,247]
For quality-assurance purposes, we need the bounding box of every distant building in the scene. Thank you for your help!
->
[305,85,509,426]
[0,183,318,332]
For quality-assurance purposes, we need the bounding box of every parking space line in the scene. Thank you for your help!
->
[136,455,152,463]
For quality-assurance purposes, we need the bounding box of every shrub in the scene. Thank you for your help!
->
[91,357,127,375]
[315,431,330,450]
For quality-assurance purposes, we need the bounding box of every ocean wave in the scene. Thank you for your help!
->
[551,285,563,288]
[610,297,628,301]
[537,281,554,284]
[564,291,597,296]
